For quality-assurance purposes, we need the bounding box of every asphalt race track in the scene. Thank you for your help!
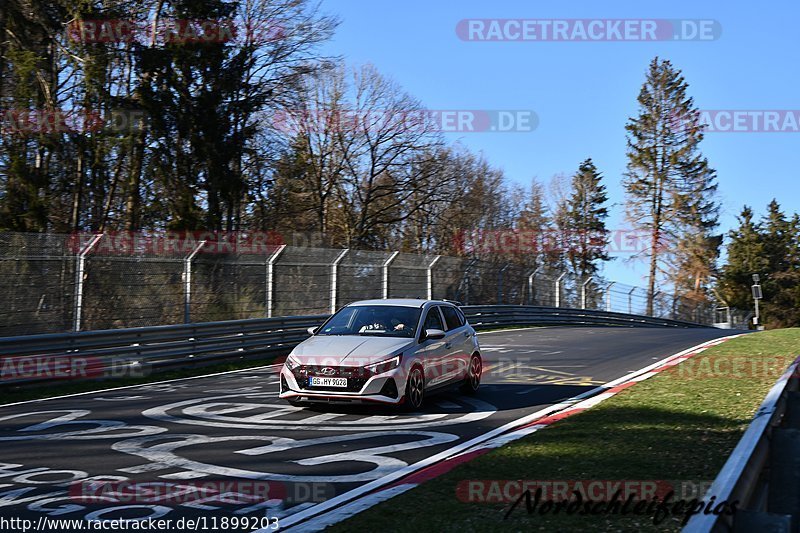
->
[0,327,734,532]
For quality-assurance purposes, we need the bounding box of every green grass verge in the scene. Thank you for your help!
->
[331,329,800,533]
[0,355,282,406]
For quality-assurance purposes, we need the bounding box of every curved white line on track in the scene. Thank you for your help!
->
[141,393,497,431]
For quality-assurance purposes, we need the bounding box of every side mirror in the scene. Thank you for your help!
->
[424,328,446,340]
[307,326,318,335]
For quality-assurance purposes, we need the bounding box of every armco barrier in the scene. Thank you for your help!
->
[461,305,708,330]
[683,356,800,533]
[0,304,711,388]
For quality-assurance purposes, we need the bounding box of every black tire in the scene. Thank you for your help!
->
[288,399,304,408]
[460,354,482,394]
[403,366,425,411]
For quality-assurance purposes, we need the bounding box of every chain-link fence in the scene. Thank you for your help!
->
[0,232,747,336]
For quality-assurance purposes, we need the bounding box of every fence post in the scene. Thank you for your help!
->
[330,249,349,314]
[183,240,207,324]
[427,255,441,300]
[555,272,566,308]
[527,267,541,305]
[498,264,510,304]
[382,251,400,299]
[628,286,636,314]
[605,281,616,312]
[462,258,477,305]
[73,233,104,332]
[651,290,661,317]
[266,244,286,318]
[581,277,592,309]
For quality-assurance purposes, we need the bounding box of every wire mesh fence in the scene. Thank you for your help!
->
[0,232,747,336]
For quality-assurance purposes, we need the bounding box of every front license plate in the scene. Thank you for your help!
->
[309,376,348,388]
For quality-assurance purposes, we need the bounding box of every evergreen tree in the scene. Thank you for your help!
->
[717,206,767,310]
[564,158,610,281]
[759,200,800,327]
[624,57,719,314]
[515,178,550,270]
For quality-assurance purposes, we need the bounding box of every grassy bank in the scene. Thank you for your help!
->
[332,329,800,532]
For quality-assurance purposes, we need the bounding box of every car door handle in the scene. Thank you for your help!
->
[445,342,452,349]
[463,332,471,338]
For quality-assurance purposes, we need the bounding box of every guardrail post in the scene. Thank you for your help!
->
[628,286,636,314]
[527,267,541,305]
[73,233,104,332]
[555,272,567,308]
[581,277,592,309]
[605,282,616,312]
[330,249,349,313]
[183,241,207,324]
[266,244,286,318]
[382,251,400,299]
[427,255,441,300]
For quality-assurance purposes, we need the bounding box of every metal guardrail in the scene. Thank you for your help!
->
[0,304,711,388]
[462,305,709,330]
[0,315,327,387]
[683,356,800,533]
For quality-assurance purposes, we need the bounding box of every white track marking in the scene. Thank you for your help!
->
[272,333,746,532]
[0,364,284,409]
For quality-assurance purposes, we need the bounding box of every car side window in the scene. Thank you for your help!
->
[454,307,467,326]
[441,305,464,331]
[423,307,444,332]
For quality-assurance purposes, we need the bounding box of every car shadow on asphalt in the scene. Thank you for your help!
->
[466,383,598,411]
[296,383,598,415]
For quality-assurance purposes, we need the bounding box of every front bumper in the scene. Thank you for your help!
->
[279,365,405,405]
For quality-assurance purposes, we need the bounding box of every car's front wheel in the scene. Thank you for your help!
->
[403,366,425,411]
[460,354,482,394]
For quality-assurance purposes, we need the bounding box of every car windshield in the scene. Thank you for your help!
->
[317,305,422,338]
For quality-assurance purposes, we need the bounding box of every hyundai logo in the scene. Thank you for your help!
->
[320,367,336,376]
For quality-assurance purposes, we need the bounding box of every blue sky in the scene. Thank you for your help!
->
[316,0,799,287]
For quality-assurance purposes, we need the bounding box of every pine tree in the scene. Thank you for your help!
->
[564,158,610,281]
[624,57,719,315]
[759,200,800,327]
[515,178,550,270]
[717,206,767,310]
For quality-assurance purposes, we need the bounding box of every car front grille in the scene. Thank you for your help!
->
[292,365,371,393]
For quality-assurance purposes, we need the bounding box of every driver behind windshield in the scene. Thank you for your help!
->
[357,308,416,336]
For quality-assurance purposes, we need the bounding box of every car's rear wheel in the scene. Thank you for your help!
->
[460,354,482,394]
[403,366,425,411]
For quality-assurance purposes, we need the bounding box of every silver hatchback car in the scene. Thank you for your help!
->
[279,299,482,410]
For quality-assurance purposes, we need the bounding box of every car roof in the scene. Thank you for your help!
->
[345,299,455,308]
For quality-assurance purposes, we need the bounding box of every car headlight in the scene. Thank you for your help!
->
[285,354,301,370]
[364,355,401,375]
